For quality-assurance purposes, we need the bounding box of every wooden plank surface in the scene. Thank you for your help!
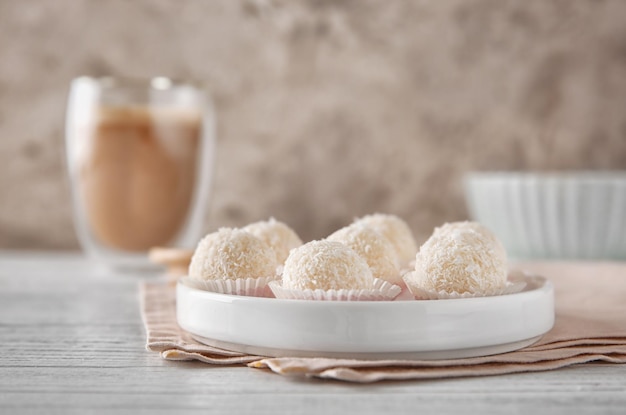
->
[1,252,625,414]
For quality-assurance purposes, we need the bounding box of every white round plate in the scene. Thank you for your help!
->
[176,274,554,360]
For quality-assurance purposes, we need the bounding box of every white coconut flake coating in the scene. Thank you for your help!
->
[282,240,374,291]
[242,218,302,264]
[413,221,508,294]
[354,213,418,264]
[189,228,278,281]
[327,224,402,284]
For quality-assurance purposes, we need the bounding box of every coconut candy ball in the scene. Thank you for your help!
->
[414,221,508,294]
[189,228,277,280]
[282,240,374,291]
[327,223,402,284]
[242,218,302,264]
[354,213,418,264]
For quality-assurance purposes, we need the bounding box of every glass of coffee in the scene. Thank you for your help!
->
[65,76,214,270]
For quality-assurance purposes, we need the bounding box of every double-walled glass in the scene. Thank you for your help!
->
[66,77,214,269]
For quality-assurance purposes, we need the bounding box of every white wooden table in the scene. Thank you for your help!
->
[1,251,625,414]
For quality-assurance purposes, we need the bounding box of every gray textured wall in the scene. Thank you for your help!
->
[1,0,626,249]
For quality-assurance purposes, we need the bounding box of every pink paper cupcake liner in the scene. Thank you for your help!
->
[180,276,277,298]
[402,272,527,300]
[268,278,402,301]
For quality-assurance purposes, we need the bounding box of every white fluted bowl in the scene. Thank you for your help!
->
[464,172,626,260]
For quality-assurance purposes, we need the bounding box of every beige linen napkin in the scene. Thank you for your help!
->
[141,262,626,382]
